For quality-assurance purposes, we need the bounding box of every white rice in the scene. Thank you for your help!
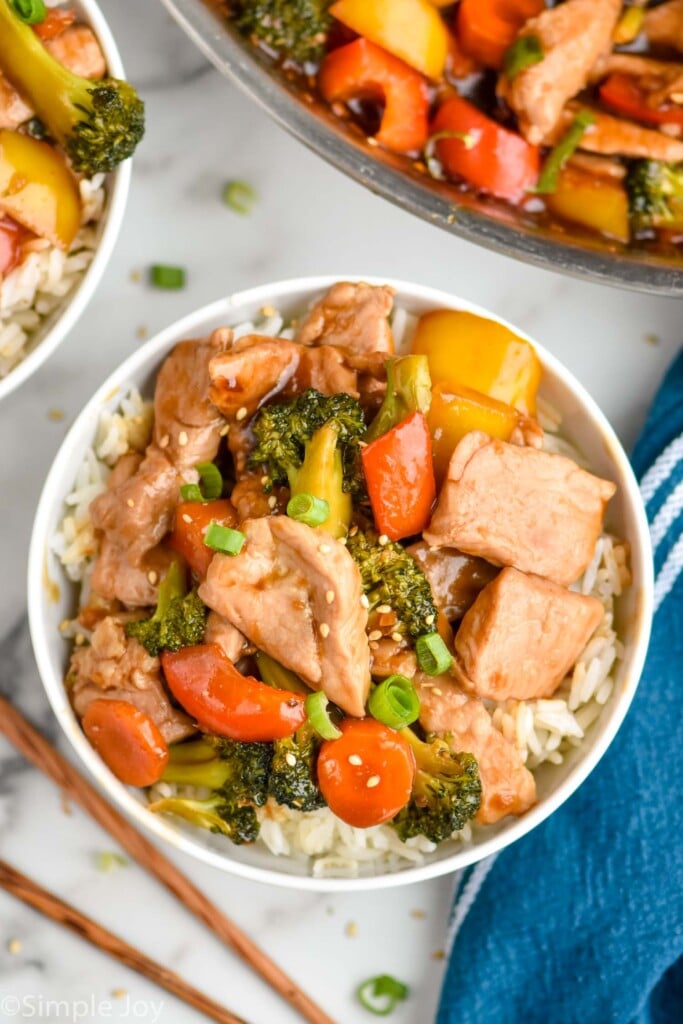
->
[53,306,628,877]
[0,174,106,380]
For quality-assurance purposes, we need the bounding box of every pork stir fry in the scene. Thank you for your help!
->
[67,282,624,852]
[228,0,683,252]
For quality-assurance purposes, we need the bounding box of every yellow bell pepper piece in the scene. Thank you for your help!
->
[329,0,449,79]
[546,165,630,244]
[411,309,542,415]
[428,383,519,482]
[0,130,81,250]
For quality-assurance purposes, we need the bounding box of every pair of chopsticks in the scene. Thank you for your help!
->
[0,694,336,1024]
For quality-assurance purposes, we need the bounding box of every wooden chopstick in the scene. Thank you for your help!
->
[0,859,248,1024]
[0,695,336,1024]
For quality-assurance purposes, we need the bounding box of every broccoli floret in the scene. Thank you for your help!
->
[391,729,481,844]
[366,355,432,442]
[268,721,325,812]
[149,736,273,844]
[346,529,438,639]
[0,0,144,175]
[626,159,683,230]
[126,561,206,657]
[235,0,331,64]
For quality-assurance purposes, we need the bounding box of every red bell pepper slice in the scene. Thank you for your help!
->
[161,644,307,742]
[361,411,436,542]
[599,73,683,128]
[34,9,76,41]
[431,94,540,202]
[168,498,237,578]
[456,0,545,69]
[318,38,430,155]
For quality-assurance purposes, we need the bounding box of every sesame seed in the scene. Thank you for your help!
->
[391,632,403,643]
[368,630,382,642]
[432,950,445,961]
[378,534,389,546]
[58,619,71,632]
[75,633,85,646]
[345,921,358,938]
[147,571,158,585]
[376,604,392,614]
[425,614,436,626]
[182,513,192,524]
[126,498,135,508]
[236,406,248,421]
[178,431,189,447]
[326,590,335,604]
[349,525,359,537]
[369,641,379,651]
[366,775,381,788]
[7,938,21,955]
[285,752,297,767]
[348,754,362,766]
[112,988,127,1000]
[360,594,370,609]
[261,475,270,486]
[137,325,148,340]
[261,305,277,317]
[268,495,277,509]
[159,434,170,448]
[320,623,330,638]
[48,408,64,422]
[319,544,331,554]
[433,687,443,696]
[220,423,230,436]
[411,909,426,920]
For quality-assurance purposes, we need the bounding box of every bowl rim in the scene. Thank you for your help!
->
[28,274,654,891]
[0,0,132,404]
[158,0,683,296]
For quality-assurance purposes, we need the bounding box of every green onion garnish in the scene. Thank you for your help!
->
[150,264,186,290]
[181,463,223,503]
[223,180,257,215]
[305,691,342,741]
[424,130,477,181]
[368,676,420,730]
[503,34,544,80]
[535,110,595,195]
[357,975,409,1016]
[287,493,330,527]
[204,523,245,555]
[11,0,46,23]
[415,632,452,676]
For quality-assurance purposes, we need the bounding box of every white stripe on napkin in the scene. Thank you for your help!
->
[650,478,683,552]
[640,434,683,505]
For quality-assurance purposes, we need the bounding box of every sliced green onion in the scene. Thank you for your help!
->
[287,492,330,527]
[11,0,46,23]
[180,463,223,503]
[504,34,544,79]
[150,264,186,290]
[180,483,203,502]
[305,691,342,741]
[424,130,477,181]
[535,110,595,194]
[95,851,128,874]
[368,676,420,729]
[223,180,257,215]
[203,522,245,555]
[357,975,409,1016]
[415,632,452,676]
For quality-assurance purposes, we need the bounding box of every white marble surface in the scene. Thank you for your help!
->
[0,2,680,1022]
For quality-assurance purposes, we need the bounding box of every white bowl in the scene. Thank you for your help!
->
[28,276,653,891]
[0,0,131,402]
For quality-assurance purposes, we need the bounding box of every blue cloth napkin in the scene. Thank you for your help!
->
[437,351,683,1024]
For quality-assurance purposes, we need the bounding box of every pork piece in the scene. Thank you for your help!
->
[501,0,621,145]
[415,674,536,825]
[296,282,395,355]
[424,432,616,587]
[370,638,418,680]
[454,568,603,701]
[69,616,195,744]
[0,25,105,130]
[91,537,177,607]
[645,0,683,54]
[205,611,248,662]
[407,541,499,621]
[199,516,371,716]
[90,446,182,568]
[45,26,106,79]
[550,104,683,163]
